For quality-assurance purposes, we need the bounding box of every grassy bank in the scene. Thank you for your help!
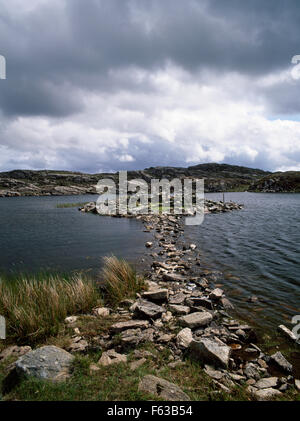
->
[0,274,100,344]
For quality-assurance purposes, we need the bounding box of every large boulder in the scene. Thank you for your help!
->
[189,338,231,368]
[15,346,74,381]
[138,375,190,401]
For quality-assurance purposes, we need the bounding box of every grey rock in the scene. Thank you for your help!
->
[176,328,193,349]
[244,363,261,380]
[189,338,231,368]
[98,349,127,366]
[142,289,169,302]
[270,352,293,373]
[169,304,190,315]
[135,299,164,319]
[255,377,279,389]
[209,288,224,301]
[110,320,149,333]
[15,346,74,382]
[179,312,213,329]
[220,297,234,310]
[277,325,297,342]
[248,386,282,401]
[138,374,190,401]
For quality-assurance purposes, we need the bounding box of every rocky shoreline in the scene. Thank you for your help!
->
[1,199,299,401]
[79,199,299,399]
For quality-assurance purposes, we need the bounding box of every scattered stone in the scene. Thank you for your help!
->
[189,244,197,250]
[89,363,100,373]
[145,242,153,248]
[169,292,186,305]
[295,379,300,391]
[98,350,127,366]
[162,311,173,323]
[130,358,146,371]
[110,320,149,333]
[209,288,224,301]
[277,325,297,342]
[189,338,231,368]
[68,338,88,353]
[92,307,110,317]
[248,386,282,401]
[142,289,169,302]
[220,297,234,310]
[179,312,213,329]
[176,328,193,349]
[169,304,190,315]
[255,377,279,389]
[270,352,293,373]
[0,346,32,361]
[64,316,78,324]
[138,375,190,401]
[15,346,74,382]
[204,365,224,380]
[244,363,261,380]
[163,273,186,282]
[134,299,164,319]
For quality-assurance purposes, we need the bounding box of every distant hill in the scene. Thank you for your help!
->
[249,171,300,193]
[0,163,298,197]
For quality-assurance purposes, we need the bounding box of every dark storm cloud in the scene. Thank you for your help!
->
[0,0,300,173]
[1,0,300,118]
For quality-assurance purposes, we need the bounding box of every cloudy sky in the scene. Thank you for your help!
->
[1,0,300,173]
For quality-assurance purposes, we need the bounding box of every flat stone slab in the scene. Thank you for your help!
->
[138,375,190,401]
[169,304,190,315]
[179,311,213,329]
[110,320,149,333]
[189,338,231,368]
[134,299,164,319]
[255,377,279,389]
[15,346,74,382]
[142,289,169,302]
[248,386,282,401]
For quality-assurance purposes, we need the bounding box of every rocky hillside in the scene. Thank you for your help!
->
[0,164,271,197]
[249,172,300,193]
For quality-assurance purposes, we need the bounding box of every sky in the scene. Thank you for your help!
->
[0,0,300,173]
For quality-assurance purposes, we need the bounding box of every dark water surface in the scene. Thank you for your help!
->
[0,195,149,276]
[0,192,299,333]
[186,192,300,333]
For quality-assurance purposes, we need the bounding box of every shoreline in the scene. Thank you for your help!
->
[1,199,299,401]
[80,200,300,390]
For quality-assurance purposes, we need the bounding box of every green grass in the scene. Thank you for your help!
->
[101,256,146,306]
[0,274,100,344]
[0,344,251,401]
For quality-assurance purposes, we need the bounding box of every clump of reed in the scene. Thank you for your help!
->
[101,256,146,306]
[0,274,100,343]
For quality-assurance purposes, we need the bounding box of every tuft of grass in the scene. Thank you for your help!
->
[101,256,146,306]
[0,274,100,344]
